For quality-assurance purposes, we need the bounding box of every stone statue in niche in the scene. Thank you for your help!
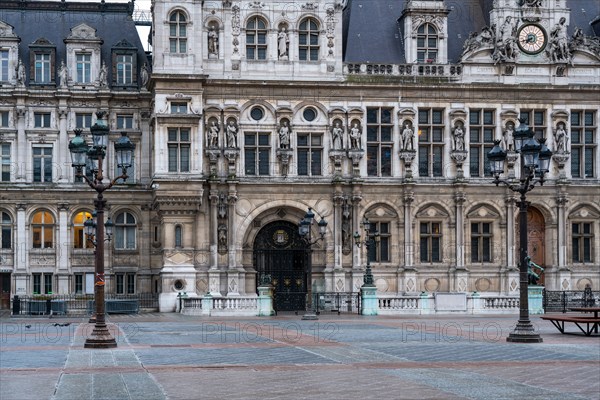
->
[208,26,219,56]
[218,224,228,251]
[452,122,465,151]
[331,121,343,150]
[16,59,26,86]
[349,122,362,150]
[502,121,515,151]
[278,27,289,59]
[207,120,220,148]
[140,62,150,89]
[226,119,238,148]
[401,122,415,151]
[279,120,290,149]
[553,122,568,154]
[98,61,108,87]
[547,17,571,64]
[493,16,518,64]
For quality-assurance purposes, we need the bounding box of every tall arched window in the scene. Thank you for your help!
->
[174,225,182,248]
[417,23,438,63]
[115,212,136,250]
[32,211,54,248]
[169,11,188,53]
[246,16,267,60]
[299,18,320,61]
[1,211,11,249]
[73,211,93,249]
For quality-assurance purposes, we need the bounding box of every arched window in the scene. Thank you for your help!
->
[299,18,320,61]
[1,211,11,249]
[32,211,54,248]
[169,11,188,53]
[175,225,182,248]
[73,211,93,249]
[417,23,438,63]
[115,212,136,250]
[246,16,267,60]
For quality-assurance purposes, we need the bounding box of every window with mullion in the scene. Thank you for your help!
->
[34,113,51,128]
[299,18,319,61]
[116,54,133,85]
[76,113,92,129]
[366,107,393,176]
[32,211,54,249]
[246,17,268,60]
[1,211,11,249]
[167,128,190,173]
[169,11,187,53]
[35,53,51,83]
[570,110,596,179]
[418,108,444,177]
[0,50,8,81]
[117,114,134,130]
[244,132,270,175]
[367,221,391,263]
[297,133,322,176]
[469,109,495,177]
[416,24,438,63]
[33,147,53,183]
[520,109,546,140]
[115,212,136,250]
[470,222,492,263]
[420,221,441,263]
[76,53,92,83]
[572,222,594,263]
[1,144,11,182]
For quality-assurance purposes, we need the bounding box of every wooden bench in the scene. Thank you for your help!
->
[541,315,600,336]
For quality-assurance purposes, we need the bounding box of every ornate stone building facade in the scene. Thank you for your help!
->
[150,0,600,312]
[0,1,152,308]
[1,0,598,315]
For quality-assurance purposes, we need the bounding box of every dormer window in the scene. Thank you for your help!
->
[35,53,52,83]
[29,38,56,85]
[112,39,138,88]
[76,53,92,83]
[417,23,438,63]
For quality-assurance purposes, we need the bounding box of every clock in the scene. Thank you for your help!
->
[517,24,547,54]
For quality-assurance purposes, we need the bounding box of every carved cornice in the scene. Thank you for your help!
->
[153,196,202,215]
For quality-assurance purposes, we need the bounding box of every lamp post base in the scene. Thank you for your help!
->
[301,312,318,320]
[506,322,543,343]
[84,323,118,348]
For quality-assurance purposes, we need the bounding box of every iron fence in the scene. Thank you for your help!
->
[11,293,158,316]
[314,292,361,315]
[543,290,598,313]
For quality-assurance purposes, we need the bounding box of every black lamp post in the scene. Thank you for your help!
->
[298,207,327,320]
[353,218,380,287]
[487,118,551,343]
[69,111,135,349]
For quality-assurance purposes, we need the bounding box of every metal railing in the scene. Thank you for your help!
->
[11,293,158,316]
[313,292,360,315]
[543,290,598,313]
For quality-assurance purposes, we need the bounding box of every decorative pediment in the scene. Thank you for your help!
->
[112,38,136,50]
[568,205,600,220]
[66,23,102,43]
[551,110,569,121]
[365,204,398,220]
[30,37,54,47]
[398,108,416,120]
[416,204,449,219]
[0,21,18,39]
[467,205,500,219]
[500,109,518,123]
[411,15,444,36]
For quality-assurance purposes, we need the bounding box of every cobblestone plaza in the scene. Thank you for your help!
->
[1,313,599,399]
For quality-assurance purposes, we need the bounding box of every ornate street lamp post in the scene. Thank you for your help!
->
[487,118,551,343]
[69,111,135,348]
[298,207,327,320]
[353,218,380,288]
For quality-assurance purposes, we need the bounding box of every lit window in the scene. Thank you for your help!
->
[32,210,54,248]
[73,211,93,249]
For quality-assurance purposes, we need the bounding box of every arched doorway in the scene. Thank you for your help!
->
[516,207,546,285]
[254,220,307,312]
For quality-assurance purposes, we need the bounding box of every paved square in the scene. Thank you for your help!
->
[1,313,599,399]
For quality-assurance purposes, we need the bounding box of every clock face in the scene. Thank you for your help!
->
[517,24,547,54]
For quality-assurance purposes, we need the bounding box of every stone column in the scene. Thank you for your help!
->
[15,108,26,182]
[56,203,70,294]
[454,191,467,293]
[505,195,519,295]
[402,189,417,294]
[226,182,242,296]
[208,184,221,296]
[14,203,28,294]
[350,187,363,292]
[57,108,69,183]
[332,187,346,293]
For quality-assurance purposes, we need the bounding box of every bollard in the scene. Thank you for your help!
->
[12,295,20,315]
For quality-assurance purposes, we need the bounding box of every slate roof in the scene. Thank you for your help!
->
[0,0,147,86]
[343,0,600,64]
